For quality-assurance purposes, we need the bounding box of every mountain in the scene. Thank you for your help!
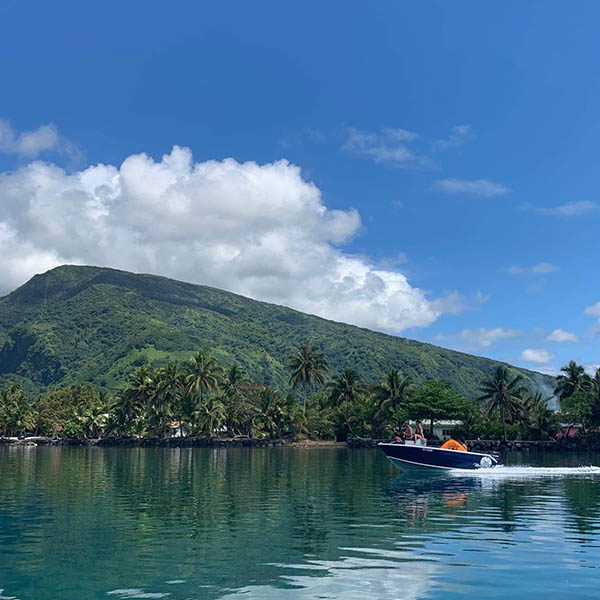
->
[0,265,554,397]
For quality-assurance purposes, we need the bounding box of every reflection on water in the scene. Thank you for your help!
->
[1,447,599,599]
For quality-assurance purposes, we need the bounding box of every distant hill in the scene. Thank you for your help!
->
[0,265,554,397]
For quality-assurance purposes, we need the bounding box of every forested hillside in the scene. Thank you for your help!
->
[0,265,553,396]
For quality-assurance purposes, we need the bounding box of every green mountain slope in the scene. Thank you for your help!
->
[0,265,554,397]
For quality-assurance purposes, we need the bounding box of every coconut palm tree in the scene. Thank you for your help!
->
[521,390,558,440]
[194,395,226,437]
[221,364,255,437]
[554,360,590,400]
[374,370,412,422]
[478,366,525,441]
[156,362,185,437]
[186,350,222,430]
[0,384,33,437]
[588,368,600,402]
[327,368,363,408]
[288,343,328,413]
[254,387,284,438]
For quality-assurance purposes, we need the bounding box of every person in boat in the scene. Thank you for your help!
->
[414,420,427,445]
[401,421,414,442]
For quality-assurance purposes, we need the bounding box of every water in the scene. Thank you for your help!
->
[1,447,600,599]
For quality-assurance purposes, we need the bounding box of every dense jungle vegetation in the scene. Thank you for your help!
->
[2,345,587,442]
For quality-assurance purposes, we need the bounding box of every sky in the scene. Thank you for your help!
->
[0,1,598,375]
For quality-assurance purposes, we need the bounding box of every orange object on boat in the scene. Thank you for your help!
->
[440,439,467,452]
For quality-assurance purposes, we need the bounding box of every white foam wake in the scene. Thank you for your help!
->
[450,465,600,478]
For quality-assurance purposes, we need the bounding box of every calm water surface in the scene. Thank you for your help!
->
[1,447,600,599]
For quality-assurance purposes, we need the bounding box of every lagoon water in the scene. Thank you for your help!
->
[1,447,600,599]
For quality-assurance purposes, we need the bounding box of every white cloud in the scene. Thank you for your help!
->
[585,301,600,334]
[434,178,510,197]
[0,118,80,159]
[432,124,472,151]
[535,201,598,217]
[437,327,521,350]
[342,128,430,168]
[546,328,578,343]
[584,301,600,318]
[508,262,559,276]
[0,146,465,334]
[520,348,555,364]
[430,290,489,316]
[584,363,600,376]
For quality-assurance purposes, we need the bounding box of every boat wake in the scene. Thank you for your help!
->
[450,465,600,478]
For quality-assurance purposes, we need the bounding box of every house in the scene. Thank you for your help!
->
[556,424,582,439]
[432,420,463,441]
[409,420,463,441]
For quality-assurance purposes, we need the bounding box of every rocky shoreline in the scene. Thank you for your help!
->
[0,436,346,448]
[2,435,600,451]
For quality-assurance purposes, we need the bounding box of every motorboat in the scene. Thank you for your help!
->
[378,440,502,471]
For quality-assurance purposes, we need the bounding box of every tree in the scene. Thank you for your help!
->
[186,351,222,405]
[156,362,185,437]
[185,350,222,431]
[254,387,284,438]
[194,395,226,437]
[478,367,525,441]
[555,361,590,400]
[374,370,412,422]
[410,380,470,438]
[521,390,559,440]
[123,366,156,433]
[327,368,363,408]
[288,343,327,413]
[221,364,252,437]
[0,383,33,437]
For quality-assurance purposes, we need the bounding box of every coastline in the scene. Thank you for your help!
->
[2,435,600,451]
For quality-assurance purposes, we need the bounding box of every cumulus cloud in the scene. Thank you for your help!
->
[0,146,465,334]
[342,128,430,168]
[508,262,559,276]
[437,327,521,350]
[432,124,472,151]
[546,328,579,343]
[520,348,555,364]
[0,118,80,159]
[434,178,510,197]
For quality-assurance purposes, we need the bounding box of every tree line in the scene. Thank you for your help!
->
[0,344,591,442]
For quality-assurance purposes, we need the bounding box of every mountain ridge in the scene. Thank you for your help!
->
[0,265,554,397]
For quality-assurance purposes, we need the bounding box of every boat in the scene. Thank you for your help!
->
[378,440,502,471]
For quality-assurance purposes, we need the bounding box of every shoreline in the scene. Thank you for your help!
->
[2,436,600,451]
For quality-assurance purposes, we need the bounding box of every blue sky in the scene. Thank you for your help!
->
[0,1,598,375]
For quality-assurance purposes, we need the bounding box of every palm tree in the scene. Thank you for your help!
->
[288,343,327,413]
[554,360,590,400]
[374,370,412,422]
[477,366,525,441]
[221,364,253,437]
[186,350,222,430]
[194,395,226,437]
[254,387,284,438]
[156,362,185,437]
[327,368,363,408]
[590,368,600,401]
[0,384,33,437]
[521,390,558,440]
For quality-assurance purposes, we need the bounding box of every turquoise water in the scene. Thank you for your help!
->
[1,447,600,599]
